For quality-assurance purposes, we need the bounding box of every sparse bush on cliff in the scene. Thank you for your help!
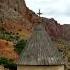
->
[15,39,27,54]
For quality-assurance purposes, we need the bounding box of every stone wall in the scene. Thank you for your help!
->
[17,65,64,70]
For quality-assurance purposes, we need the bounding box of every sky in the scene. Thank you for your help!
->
[25,0,70,24]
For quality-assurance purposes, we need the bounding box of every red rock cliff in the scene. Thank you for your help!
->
[0,0,64,39]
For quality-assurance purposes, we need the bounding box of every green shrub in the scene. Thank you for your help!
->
[0,57,14,65]
[0,57,17,69]
[15,39,26,54]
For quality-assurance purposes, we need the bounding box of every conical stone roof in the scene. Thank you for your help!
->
[17,24,64,65]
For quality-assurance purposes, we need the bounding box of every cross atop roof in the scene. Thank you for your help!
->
[37,9,42,17]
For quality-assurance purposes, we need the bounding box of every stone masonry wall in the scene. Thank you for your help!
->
[17,65,64,70]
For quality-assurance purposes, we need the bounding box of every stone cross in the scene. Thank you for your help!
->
[37,9,43,23]
[37,9,42,17]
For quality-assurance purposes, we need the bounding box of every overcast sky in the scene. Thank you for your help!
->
[25,0,70,24]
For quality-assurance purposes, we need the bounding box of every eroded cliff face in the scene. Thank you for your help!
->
[42,18,63,39]
[0,0,64,39]
[0,0,32,39]
[63,24,70,40]
[0,39,19,60]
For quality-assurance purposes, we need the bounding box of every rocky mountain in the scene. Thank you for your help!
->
[0,0,64,39]
[63,24,70,40]
[42,18,63,39]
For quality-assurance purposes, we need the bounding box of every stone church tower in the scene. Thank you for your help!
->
[17,23,65,70]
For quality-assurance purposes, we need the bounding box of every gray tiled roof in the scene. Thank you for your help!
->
[17,24,65,65]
